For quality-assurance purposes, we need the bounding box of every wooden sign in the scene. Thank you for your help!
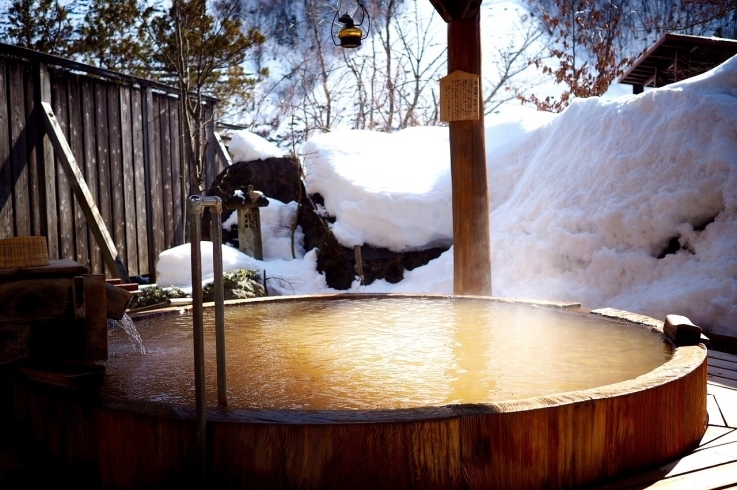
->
[439,70,480,122]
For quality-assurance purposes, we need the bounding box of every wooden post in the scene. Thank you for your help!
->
[354,245,365,286]
[40,101,130,282]
[447,13,492,296]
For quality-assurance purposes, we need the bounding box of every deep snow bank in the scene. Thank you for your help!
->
[488,56,737,335]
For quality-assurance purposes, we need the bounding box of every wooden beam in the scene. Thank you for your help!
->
[429,0,481,22]
[447,13,491,295]
[40,101,130,282]
[428,0,453,22]
[213,132,233,167]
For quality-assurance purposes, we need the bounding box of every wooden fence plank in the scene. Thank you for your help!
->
[107,84,126,270]
[130,87,148,277]
[158,94,174,249]
[41,101,128,281]
[0,60,13,237]
[178,97,191,243]
[8,63,31,237]
[23,62,41,236]
[94,82,112,276]
[169,96,184,246]
[37,63,58,258]
[81,80,102,274]
[146,89,165,275]
[119,86,138,277]
[51,78,74,260]
[67,77,89,267]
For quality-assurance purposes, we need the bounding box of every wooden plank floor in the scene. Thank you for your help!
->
[593,349,737,490]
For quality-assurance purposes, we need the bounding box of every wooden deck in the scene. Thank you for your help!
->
[594,349,737,490]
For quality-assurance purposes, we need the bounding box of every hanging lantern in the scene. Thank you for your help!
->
[332,0,370,49]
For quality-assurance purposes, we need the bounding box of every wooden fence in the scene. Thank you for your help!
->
[0,43,225,280]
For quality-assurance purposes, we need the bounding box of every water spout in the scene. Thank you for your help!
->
[108,313,146,355]
[106,282,133,320]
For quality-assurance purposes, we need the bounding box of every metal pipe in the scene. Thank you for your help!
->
[187,194,226,488]
[187,196,207,488]
[209,199,227,407]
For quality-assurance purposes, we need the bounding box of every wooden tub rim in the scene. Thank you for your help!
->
[120,293,706,425]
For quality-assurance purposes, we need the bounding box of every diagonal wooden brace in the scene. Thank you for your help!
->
[40,101,130,282]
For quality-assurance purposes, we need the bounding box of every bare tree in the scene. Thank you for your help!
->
[484,14,548,114]
[143,0,265,193]
[343,0,445,131]
[393,0,446,126]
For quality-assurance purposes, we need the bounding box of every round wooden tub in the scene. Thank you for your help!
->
[7,295,707,489]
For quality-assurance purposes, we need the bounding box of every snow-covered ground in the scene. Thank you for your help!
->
[158,55,737,337]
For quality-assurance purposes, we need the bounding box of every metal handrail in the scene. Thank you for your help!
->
[187,195,226,487]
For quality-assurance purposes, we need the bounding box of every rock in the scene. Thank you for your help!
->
[206,160,450,291]
[207,157,303,207]
[664,314,709,346]
[203,269,266,301]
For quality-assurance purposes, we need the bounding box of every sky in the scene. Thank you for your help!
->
[157,53,737,338]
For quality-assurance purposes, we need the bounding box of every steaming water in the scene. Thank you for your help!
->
[104,298,671,410]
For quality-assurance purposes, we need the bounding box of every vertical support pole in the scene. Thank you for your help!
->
[188,199,207,488]
[674,51,678,83]
[210,202,227,407]
[188,194,226,488]
[447,13,492,296]
[354,245,365,286]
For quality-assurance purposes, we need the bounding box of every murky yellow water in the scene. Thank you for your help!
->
[104,297,672,410]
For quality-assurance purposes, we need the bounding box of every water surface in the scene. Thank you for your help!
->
[104,297,672,410]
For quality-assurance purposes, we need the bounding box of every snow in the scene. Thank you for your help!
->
[228,130,283,162]
[257,198,306,260]
[158,55,737,337]
[301,126,453,251]
[489,59,737,337]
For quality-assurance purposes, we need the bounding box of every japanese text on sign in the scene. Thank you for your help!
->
[439,70,480,122]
